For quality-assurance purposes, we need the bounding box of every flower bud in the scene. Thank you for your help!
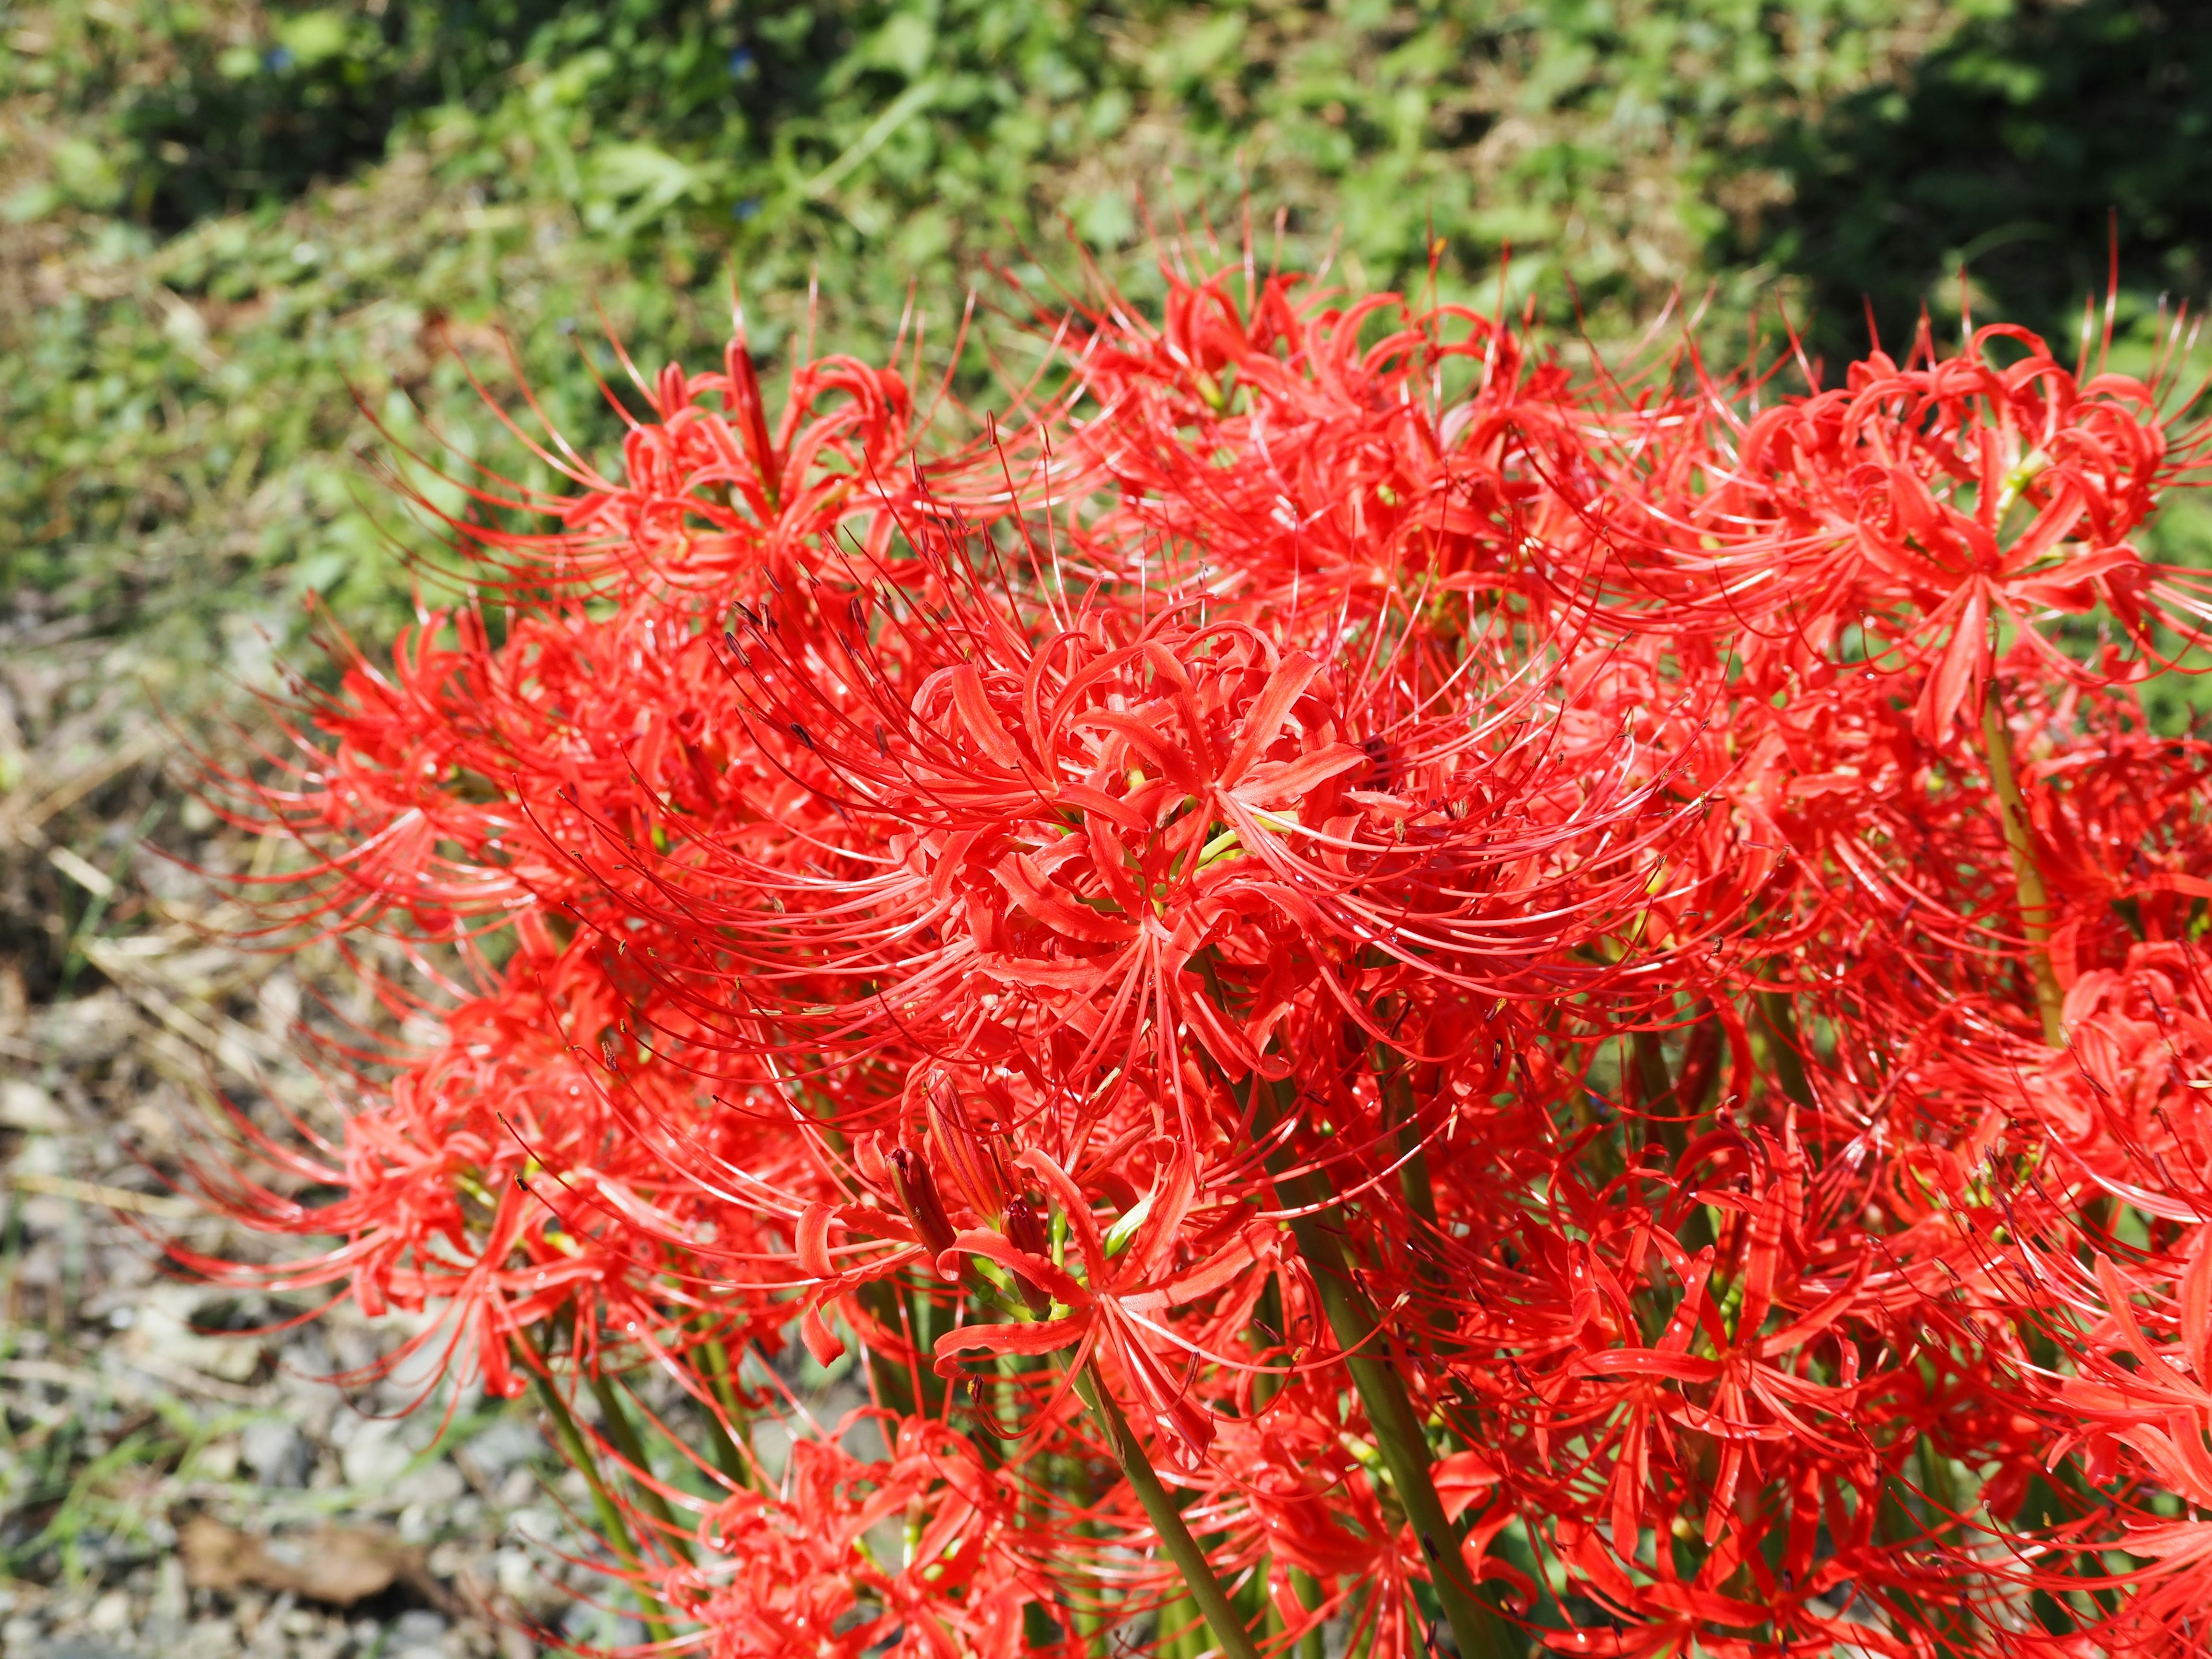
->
[887,1146,960,1277]
[921,1071,1007,1225]
[1003,1194,1055,1316]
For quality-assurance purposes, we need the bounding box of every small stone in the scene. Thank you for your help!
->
[240,1419,310,1487]
[28,991,133,1064]
[339,1418,415,1489]
[177,1620,239,1659]
[0,1078,65,1131]
[149,1556,187,1643]
[394,1608,449,1644]
[492,1547,537,1601]
[462,1418,545,1475]
[391,1460,467,1509]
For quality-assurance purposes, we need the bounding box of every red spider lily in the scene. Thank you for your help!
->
[663,1411,1079,1659]
[1600,321,2212,738]
[1042,264,1596,625]
[192,251,2212,1658]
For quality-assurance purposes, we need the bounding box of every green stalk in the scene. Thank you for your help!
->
[1260,1085,1518,1659]
[531,1370,678,1643]
[1162,1590,1203,1659]
[1979,692,2066,1045]
[1376,1050,1439,1230]
[692,1336,756,1490]
[590,1372,695,1565]
[1289,1217,1520,1659]
[1194,960,1510,1656]
[1252,1282,1330,1659]
[1063,1443,1109,1653]
[1753,988,1813,1109]
[1290,1569,1327,1659]
[1069,1360,1263,1659]
[1630,1028,1673,1111]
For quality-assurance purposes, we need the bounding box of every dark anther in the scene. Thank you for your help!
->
[790,722,815,749]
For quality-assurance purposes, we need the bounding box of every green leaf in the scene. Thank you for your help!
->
[50,137,122,209]
[275,11,353,68]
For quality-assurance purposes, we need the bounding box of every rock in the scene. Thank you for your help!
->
[27,993,134,1065]
[338,1416,415,1490]
[122,1290,264,1384]
[0,1078,65,1132]
[240,1419,310,1487]
[462,1418,546,1475]
[147,1556,187,1645]
[392,1459,466,1509]
[394,1609,449,1643]
[175,1618,240,1659]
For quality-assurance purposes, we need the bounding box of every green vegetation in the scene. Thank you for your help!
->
[3,0,2210,671]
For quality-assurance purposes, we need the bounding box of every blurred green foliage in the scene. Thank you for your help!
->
[1750,0,2212,358]
[2,0,2209,685]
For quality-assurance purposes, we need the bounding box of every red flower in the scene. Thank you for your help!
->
[196,255,2212,1657]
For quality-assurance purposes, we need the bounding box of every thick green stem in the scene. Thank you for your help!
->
[692,1336,755,1491]
[1980,693,2066,1045]
[531,1371,677,1643]
[1376,1050,1439,1230]
[1069,1361,1263,1659]
[1253,1080,1518,1659]
[590,1372,695,1565]
[1290,1569,1327,1659]
[1753,988,1813,1110]
[1289,1215,1521,1659]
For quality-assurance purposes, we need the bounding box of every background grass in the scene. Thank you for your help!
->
[7,0,2211,690]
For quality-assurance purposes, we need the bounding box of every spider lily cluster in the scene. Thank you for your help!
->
[198,260,2212,1657]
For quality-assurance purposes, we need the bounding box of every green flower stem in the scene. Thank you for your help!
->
[1259,1084,1519,1659]
[590,1372,695,1566]
[1290,1568,1327,1659]
[1753,988,1814,1109]
[1375,1048,1439,1229]
[529,1369,678,1644]
[692,1335,756,1491]
[1068,1359,1263,1659]
[1980,691,2066,1045]
[1285,1211,1520,1659]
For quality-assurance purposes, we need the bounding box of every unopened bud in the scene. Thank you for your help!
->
[921,1071,1006,1225]
[1004,1194,1054,1316]
[887,1146,960,1277]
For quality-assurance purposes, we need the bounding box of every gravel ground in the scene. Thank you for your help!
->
[0,602,626,1658]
